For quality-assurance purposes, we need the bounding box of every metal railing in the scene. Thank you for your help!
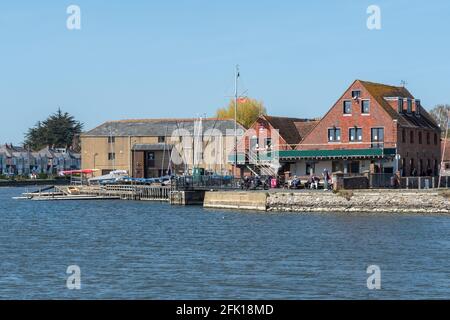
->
[368,174,450,189]
[173,175,240,190]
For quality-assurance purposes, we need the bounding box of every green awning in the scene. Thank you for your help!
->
[228,148,396,163]
[279,148,396,160]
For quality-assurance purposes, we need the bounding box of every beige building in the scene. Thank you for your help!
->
[81,118,245,178]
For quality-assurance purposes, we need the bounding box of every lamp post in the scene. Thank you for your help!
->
[93,153,98,171]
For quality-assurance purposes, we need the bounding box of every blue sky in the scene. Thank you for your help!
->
[1,0,449,144]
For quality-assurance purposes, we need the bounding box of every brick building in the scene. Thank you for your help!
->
[230,115,318,176]
[278,80,441,177]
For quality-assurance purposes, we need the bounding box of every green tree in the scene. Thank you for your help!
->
[429,104,450,137]
[24,108,83,151]
[216,97,267,128]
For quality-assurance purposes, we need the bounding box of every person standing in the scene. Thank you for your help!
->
[323,169,330,191]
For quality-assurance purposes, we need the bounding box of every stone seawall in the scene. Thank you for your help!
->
[267,190,450,214]
[203,190,450,214]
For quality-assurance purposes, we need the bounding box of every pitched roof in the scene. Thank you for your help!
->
[82,118,245,137]
[360,80,440,130]
[262,115,318,145]
[294,120,320,140]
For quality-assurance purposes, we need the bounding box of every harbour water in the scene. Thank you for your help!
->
[0,187,449,299]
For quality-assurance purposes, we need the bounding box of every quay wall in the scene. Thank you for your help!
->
[203,190,450,214]
[204,191,268,211]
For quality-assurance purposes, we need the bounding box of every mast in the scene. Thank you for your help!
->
[234,65,239,176]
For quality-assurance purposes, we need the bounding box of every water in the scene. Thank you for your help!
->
[0,187,449,299]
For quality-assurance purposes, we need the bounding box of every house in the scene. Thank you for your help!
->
[280,80,441,177]
[35,146,81,174]
[80,118,245,178]
[0,144,31,175]
[230,115,319,176]
[0,144,81,176]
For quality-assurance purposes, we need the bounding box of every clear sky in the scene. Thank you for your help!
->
[1,0,449,144]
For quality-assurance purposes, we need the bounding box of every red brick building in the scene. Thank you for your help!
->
[280,80,441,177]
[233,115,318,175]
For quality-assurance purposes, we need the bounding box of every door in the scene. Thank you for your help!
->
[133,151,145,178]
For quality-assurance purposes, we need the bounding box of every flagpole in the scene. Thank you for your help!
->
[234,65,239,177]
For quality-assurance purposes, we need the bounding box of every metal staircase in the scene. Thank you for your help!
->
[246,150,280,176]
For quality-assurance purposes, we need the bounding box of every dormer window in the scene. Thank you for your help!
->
[415,100,421,116]
[343,101,352,115]
[407,99,412,113]
[398,98,404,113]
[352,90,361,99]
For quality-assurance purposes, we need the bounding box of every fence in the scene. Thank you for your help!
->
[369,174,450,189]
[80,184,170,201]
[173,175,240,190]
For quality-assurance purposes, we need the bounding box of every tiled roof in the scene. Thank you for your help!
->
[360,80,440,130]
[82,118,245,137]
[294,120,320,141]
[263,116,317,146]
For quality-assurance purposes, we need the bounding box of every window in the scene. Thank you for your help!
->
[348,161,360,174]
[371,128,384,148]
[434,133,438,145]
[398,98,404,113]
[158,136,165,143]
[343,101,352,114]
[250,137,258,150]
[147,152,155,168]
[108,153,115,161]
[264,138,272,148]
[427,132,430,144]
[410,130,414,143]
[361,100,370,114]
[305,162,315,175]
[349,127,363,142]
[407,99,412,113]
[352,90,361,99]
[402,128,406,143]
[328,128,341,142]
[418,131,422,144]
[108,136,115,143]
[332,161,344,173]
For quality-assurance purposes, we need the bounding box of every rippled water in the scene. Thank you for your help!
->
[0,187,449,299]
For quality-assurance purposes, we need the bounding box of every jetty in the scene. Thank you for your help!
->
[14,185,170,201]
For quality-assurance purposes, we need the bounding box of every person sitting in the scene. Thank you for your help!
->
[290,176,301,189]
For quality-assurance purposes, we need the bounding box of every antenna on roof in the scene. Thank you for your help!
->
[400,80,408,87]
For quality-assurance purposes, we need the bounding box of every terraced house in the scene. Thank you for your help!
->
[281,80,441,177]
[0,144,81,176]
